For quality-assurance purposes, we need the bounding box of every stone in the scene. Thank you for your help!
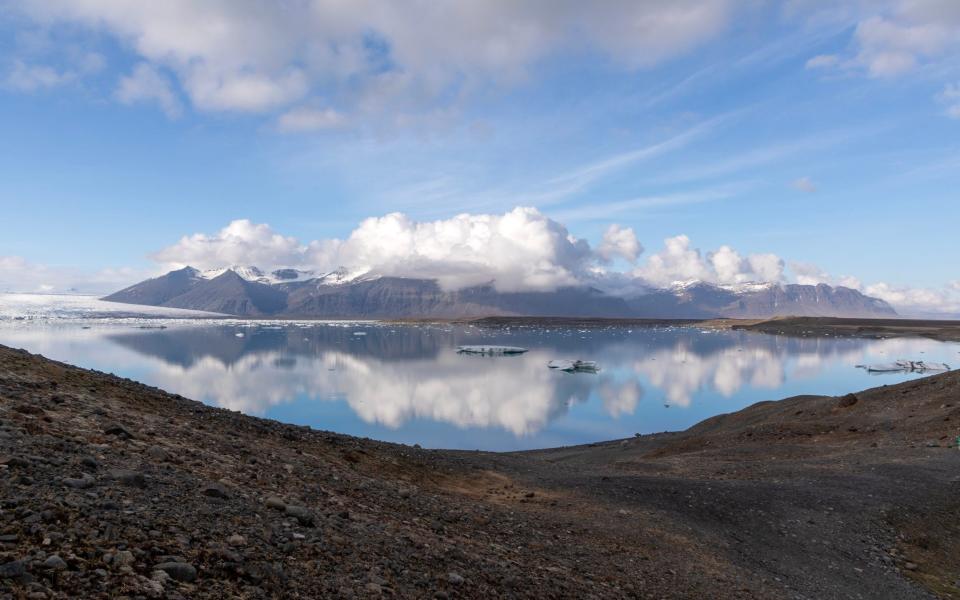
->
[285,505,315,526]
[447,572,464,585]
[145,446,169,462]
[63,474,95,489]
[365,582,383,594]
[203,483,229,499]
[0,559,26,578]
[13,403,44,416]
[227,534,246,547]
[837,393,858,408]
[111,470,147,488]
[905,562,918,571]
[42,555,67,571]
[151,569,171,584]
[103,423,133,439]
[4,457,32,469]
[265,496,286,510]
[113,550,135,568]
[154,562,197,583]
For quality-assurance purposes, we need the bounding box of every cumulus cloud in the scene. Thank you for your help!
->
[10,1,736,126]
[168,211,808,293]
[8,208,960,316]
[633,235,784,287]
[597,225,643,263]
[152,219,308,272]
[863,282,960,316]
[335,208,596,291]
[153,208,596,292]
[791,176,817,193]
[789,261,833,286]
[115,63,182,118]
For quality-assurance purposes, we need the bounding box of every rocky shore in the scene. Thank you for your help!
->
[1,342,958,598]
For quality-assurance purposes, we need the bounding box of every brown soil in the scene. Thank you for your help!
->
[731,316,960,342]
[1,343,959,598]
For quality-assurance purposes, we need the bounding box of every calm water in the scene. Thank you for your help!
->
[1,320,957,450]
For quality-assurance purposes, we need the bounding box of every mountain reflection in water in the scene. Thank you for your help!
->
[0,322,956,450]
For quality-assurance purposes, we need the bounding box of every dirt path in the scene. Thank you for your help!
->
[0,343,958,598]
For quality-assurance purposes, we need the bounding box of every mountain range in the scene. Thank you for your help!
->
[102,266,898,319]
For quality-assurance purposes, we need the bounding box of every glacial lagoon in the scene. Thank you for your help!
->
[1,319,957,450]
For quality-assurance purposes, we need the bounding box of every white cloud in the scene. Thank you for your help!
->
[3,49,105,92]
[805,54,840,69]
[0,255,143,294]
[633,235,784,287]
[153,208,595,292]
[864,282,960,316]
[152,219,308,272]
[790,261,835,286]
[597,225,643,263]
[4,60,74,91]
[936,82,960,119]
[276,107,347,132]
[804,1,960,79]
[8,209,960,315]
[333,208,594,291]
[854,11,957,78]
[115,63,182,118]
[11,1,736,124]
[791,176,817,192]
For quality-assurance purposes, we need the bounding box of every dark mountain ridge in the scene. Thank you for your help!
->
[103,267,897,319]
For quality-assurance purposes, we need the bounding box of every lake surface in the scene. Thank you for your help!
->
[1,320,957,450]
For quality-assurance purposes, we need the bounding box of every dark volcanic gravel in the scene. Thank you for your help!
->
[0,343,958,598]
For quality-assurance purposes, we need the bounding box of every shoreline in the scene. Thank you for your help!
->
[1,344,959,597]
[6,309,960,344]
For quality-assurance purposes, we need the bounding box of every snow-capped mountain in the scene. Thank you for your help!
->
[103,268,897,319]
[197,265,324,285]
[629,279,895,319]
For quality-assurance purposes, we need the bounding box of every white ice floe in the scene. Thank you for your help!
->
[457,345,528,355]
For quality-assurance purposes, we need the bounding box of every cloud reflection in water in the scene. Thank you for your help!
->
[0,322,955,448]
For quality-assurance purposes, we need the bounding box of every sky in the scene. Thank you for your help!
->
[0,1,958,315]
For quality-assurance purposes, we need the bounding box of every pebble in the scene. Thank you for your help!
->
[447,572,464,585]
[154,561,197,583]
[145,446,170,461]
[203,483,230,499]
[365,582,382,594]
[113,550,135,568]
[103,423,133,439]
[63,474,95,489]
[111,470,147,488]
[285,505,315,526]
[0,560,25,578]
[265,496,286,510]
[43,555,67,571]
[227,534,246,547]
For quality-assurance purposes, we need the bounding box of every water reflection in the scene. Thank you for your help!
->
[0,322,956,450]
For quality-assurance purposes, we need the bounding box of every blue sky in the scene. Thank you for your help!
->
[0,1,958,314]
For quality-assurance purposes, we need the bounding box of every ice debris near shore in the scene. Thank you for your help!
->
[858,359,950,373]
